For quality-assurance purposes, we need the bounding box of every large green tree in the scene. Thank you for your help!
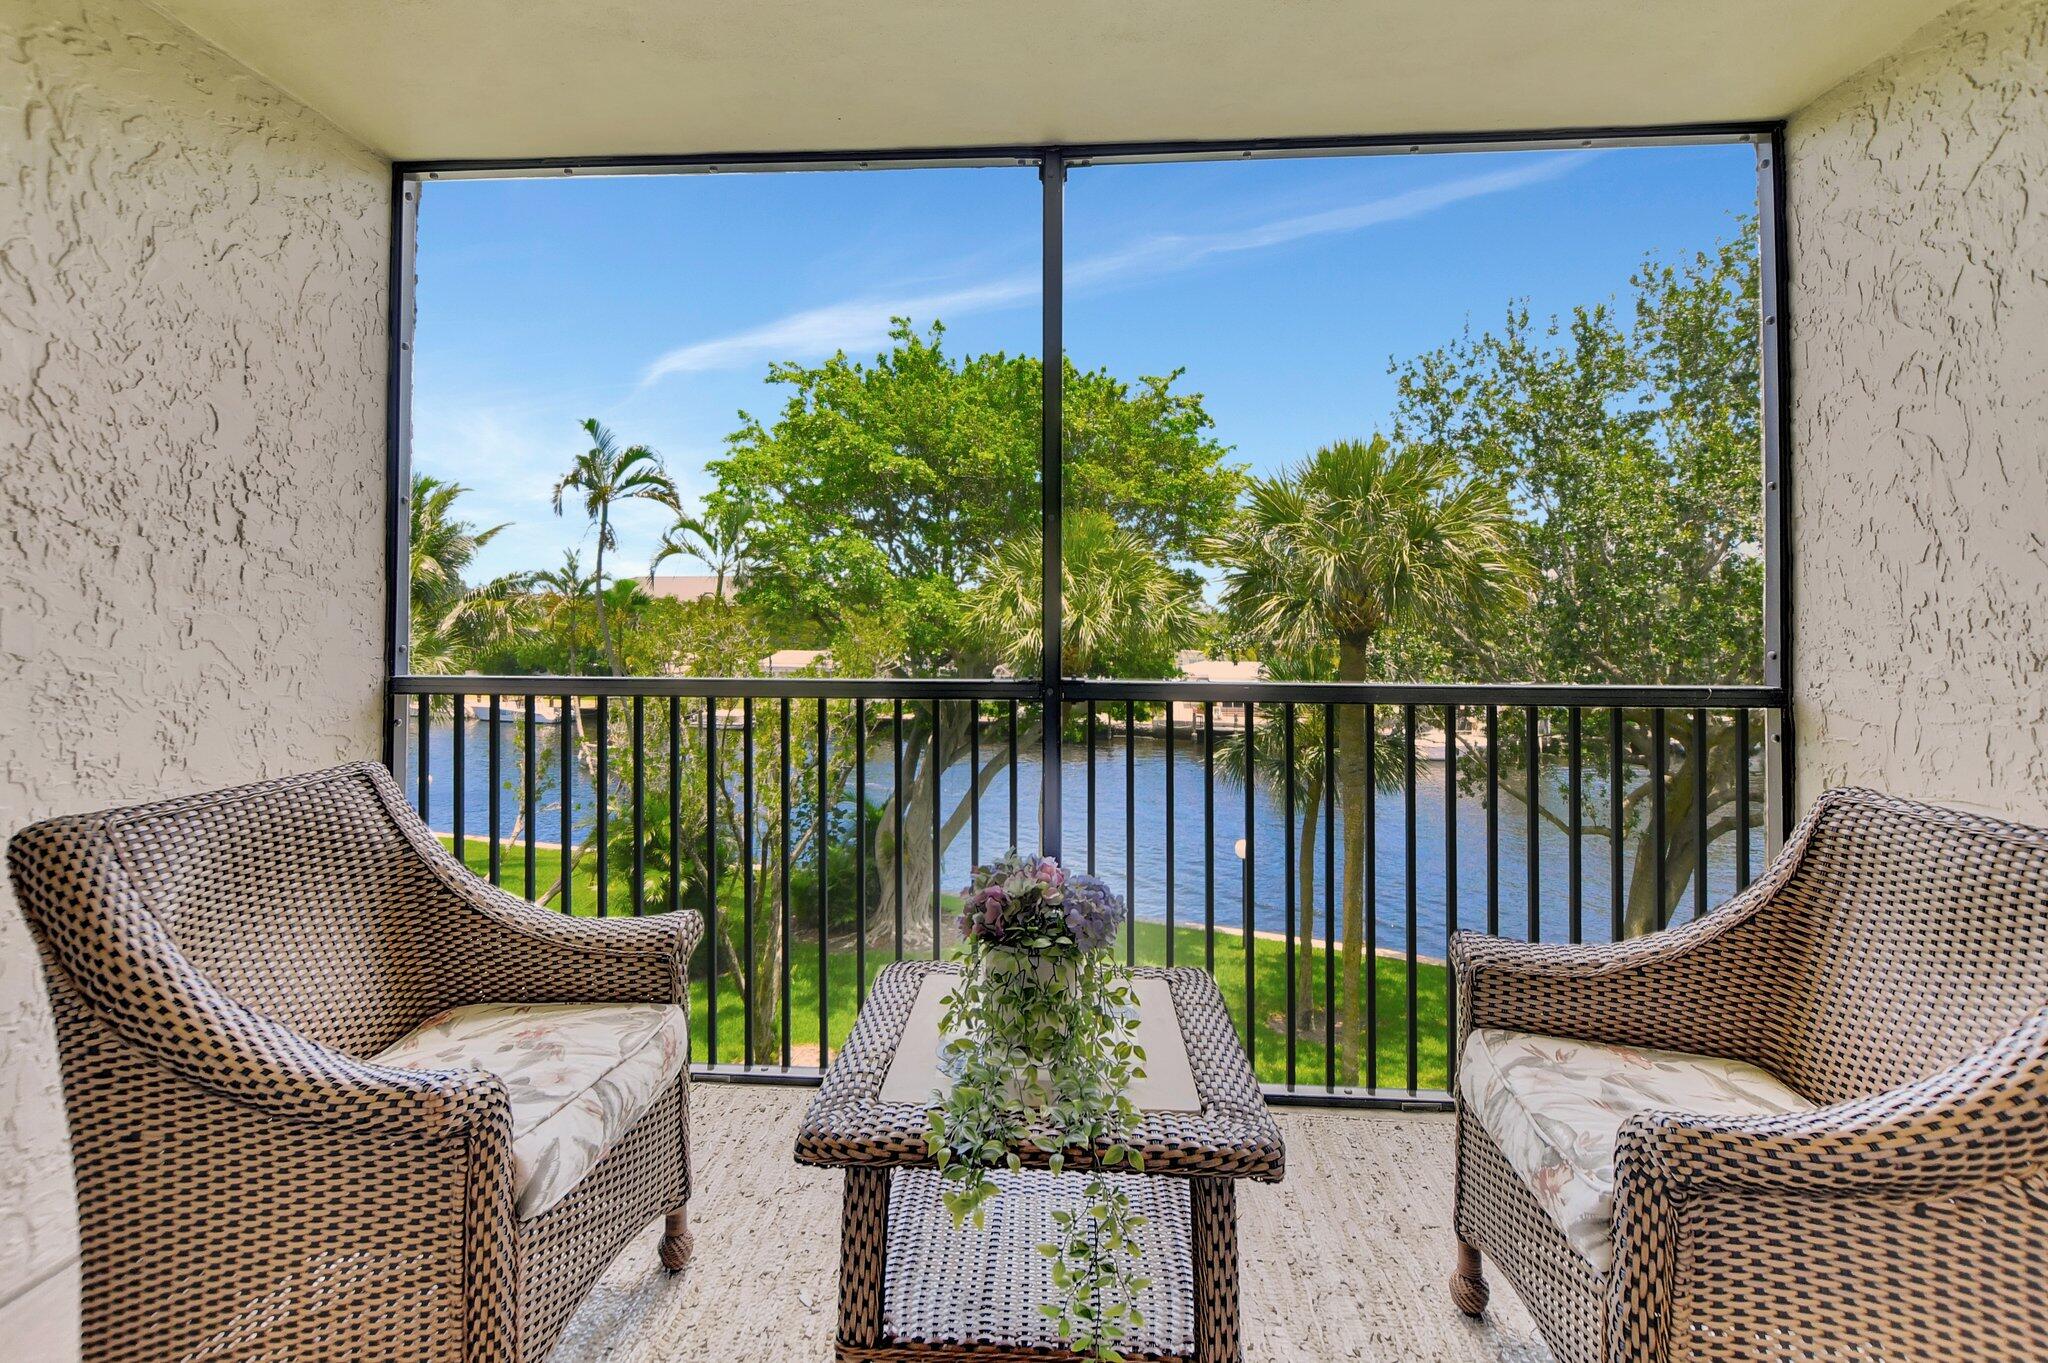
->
[710,319,1244,946]
[1390,219,1765,933]
[1208,438,1531,1075]
[709,319,1241,674]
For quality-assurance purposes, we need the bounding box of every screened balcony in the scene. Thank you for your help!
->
[4,1,2043,1362]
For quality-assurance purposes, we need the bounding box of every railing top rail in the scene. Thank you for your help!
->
[1061,679,1783,707]
[392,673,1781,708]
[391,674,1043,700]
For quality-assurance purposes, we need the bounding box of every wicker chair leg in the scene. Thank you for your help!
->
[659,1206,693,1272]
[1450,1240,1490,1317]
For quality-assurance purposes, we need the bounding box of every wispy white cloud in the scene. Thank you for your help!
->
[638,153,1584,386]
[1065,155,1581,286]
[640,277,1036,384]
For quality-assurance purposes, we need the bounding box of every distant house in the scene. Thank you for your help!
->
[762,648,831,676]
[642,573,723,603]
[1171,656,1261,729]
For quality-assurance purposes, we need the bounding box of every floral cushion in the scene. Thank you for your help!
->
[1458,1028,1813,1273]
[375,1002,688,1220]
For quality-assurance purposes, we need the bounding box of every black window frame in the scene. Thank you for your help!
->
[382,122,1793,842]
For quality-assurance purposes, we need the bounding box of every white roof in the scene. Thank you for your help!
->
[763,649,830,670]
[642,574,721,601]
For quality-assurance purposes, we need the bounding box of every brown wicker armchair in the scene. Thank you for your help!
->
[1449,787,2048,1363]
[7,762,704,1363]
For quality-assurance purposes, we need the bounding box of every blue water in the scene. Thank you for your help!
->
[407,716,1765,955]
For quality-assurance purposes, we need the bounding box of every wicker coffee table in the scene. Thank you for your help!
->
[795,959,1285,1363]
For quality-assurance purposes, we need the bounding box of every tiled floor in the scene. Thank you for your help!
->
[551,1083,1551,1362]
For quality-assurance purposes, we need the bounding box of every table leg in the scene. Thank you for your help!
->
[1190,1178,1241,1363]
[837,1167,891,1353]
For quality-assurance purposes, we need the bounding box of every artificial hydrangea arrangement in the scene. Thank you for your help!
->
[924,852,1152,1361]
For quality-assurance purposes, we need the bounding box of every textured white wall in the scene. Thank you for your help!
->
[0,0,389,1351]
[1787,0,2048,822]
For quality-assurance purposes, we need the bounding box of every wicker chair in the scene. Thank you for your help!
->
[7,762,704,1363]
[1447,786,2048,1362]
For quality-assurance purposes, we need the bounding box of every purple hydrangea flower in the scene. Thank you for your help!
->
[1059,873,1122,954]
[955,851,1106,953]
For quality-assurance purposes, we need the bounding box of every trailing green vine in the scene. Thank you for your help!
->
[922,853,1153,1360]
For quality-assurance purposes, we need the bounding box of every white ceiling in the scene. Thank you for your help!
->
[146,0,1953,162]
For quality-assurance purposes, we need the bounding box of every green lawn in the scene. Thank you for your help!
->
[440,835,1450,1094]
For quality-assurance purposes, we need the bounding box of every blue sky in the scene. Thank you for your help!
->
[412,143,1759,582]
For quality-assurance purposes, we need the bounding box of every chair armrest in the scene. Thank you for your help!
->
[1617,1007,2048,1200]
[368,765,704,1005]
[1605,1012,2048,1361]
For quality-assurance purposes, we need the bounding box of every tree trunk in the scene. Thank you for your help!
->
[593,507,623,675]
[1295,775,1321,1026]
[866,707,1042,957]
[1336,638,1371,1082]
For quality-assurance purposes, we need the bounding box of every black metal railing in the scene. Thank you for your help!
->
[390,674,1782,1107]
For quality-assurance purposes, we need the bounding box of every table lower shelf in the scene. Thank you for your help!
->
[876,1167,1197,1360]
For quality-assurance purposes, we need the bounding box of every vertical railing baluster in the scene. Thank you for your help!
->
[595,698,610,914]
[1692,707,1709,921]
[1735,708,1753,889]
[1282,703,1297,1088]
[1204,702,1216,975]
[415,693,430,819]
[1651,708,1668,929]
[452,694,467,865]
[817,698,829,1067]
[1403,705,1418,1093]
[742,696,756,1067]
[855,698,868,1004]
[559,695,573,916]
[1524,706,1540,943]
[1323,702,1336,1091]
[1242,703,1256,1065]
[632,696,646,917]
[1164,706,1177,966]
[930,701,942,962]
[488,695,502,886]
[1609,708,1625,941]
[1568,708,1583,944]
[523,695,537,901]
[969,699,981,867]
[1485,704,1499,937]
[1086,699,1098,875]
[1364,703,1377,1093]
[1125,700,1136,965]
[705,695,720,1064]
[1006,700,1019,851]
[1443,702,1457,1093]
[780,696,793,1067]
[893,700,905,963]
[668,696,681,917]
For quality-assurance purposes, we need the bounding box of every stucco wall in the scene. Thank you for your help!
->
[0,0,389,1351]
[1787,0,2048,822]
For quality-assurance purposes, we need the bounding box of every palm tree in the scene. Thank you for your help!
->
[976,510,1201,678]
[651,496,752,604]
[408,473,521,673]
[553,419,674,674]
[1209,437,1531,1078]
[533,550,601,673]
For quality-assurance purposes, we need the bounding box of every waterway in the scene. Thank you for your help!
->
[411,716,1765,955]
